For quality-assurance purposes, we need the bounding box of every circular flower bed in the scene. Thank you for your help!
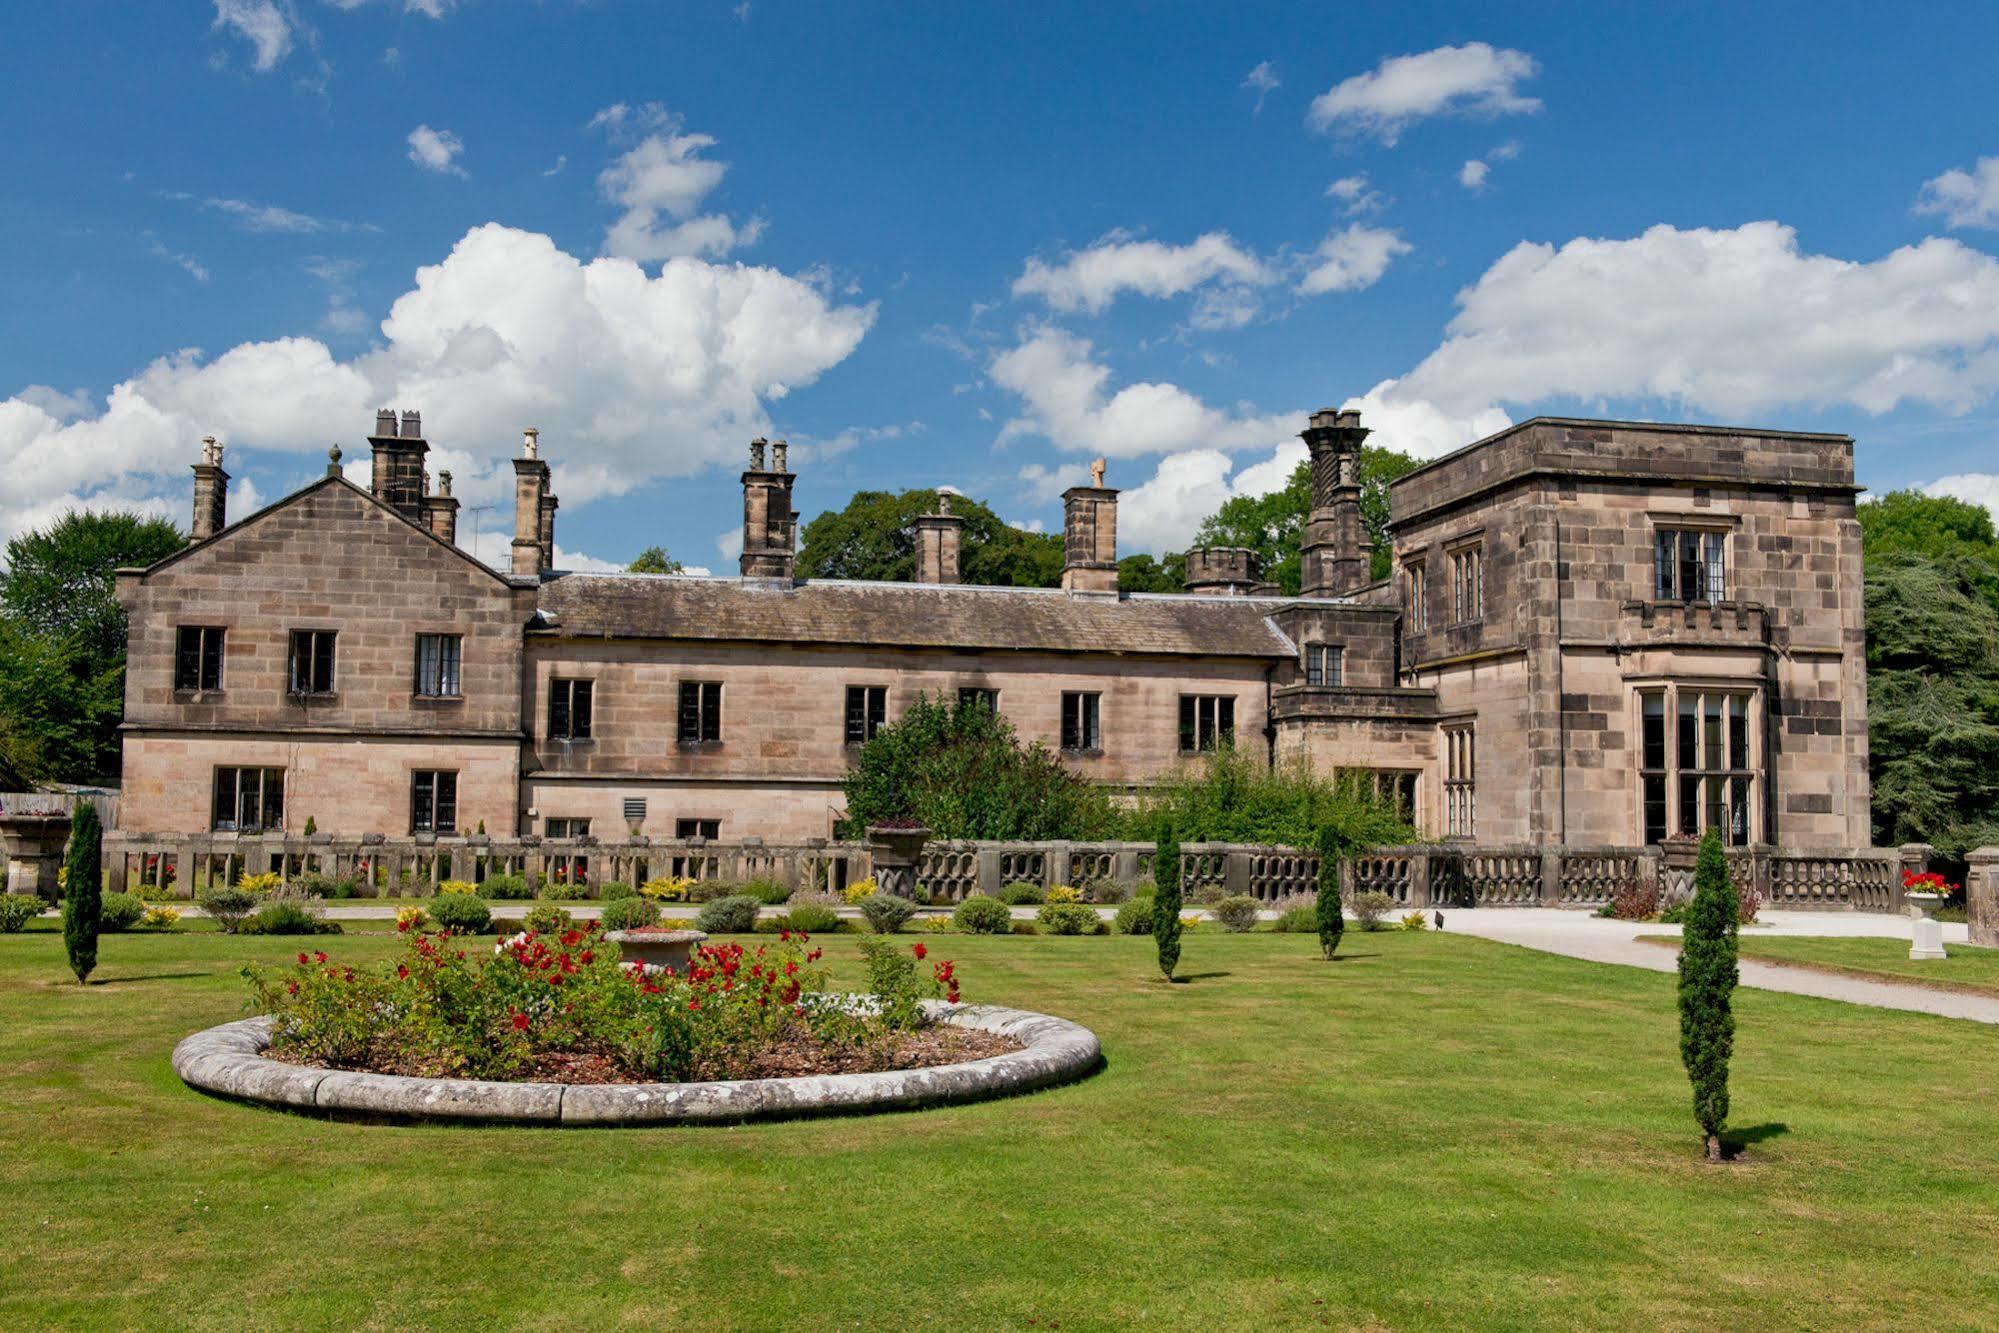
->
[173,924,1100,1124]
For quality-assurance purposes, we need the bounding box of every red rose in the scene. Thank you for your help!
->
[297,952,309,965]
[912,942,927,960]
[511,1010,530,1031]
[313,951,327,964]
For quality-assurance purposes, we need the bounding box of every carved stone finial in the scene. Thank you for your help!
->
[522,426,540,459]
[438,469,453,497]
[937,488,952,516]
[326,444,343,476]
[1090,457,1106,487]
[200,435,223,467]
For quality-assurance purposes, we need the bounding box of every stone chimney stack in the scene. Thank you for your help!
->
[1298,408,1371,598]
[1182,546,1259,595]
[913,490,967,585]
[368,407,429,521]
[1060,457,1119,594]
[426,469,460,545]
[739,437,798,580]
[511,427,552,578]
[191,435,229,541]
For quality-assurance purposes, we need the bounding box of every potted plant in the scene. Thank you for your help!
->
[1902,869,1956,961]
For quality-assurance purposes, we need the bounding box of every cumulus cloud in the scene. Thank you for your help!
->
[1012,231,1275,316]
[407,125,468,177]
[1398,220,1999,419]
[1915,156,1999,230]
[990,326,1297,459]
[0,224,875,546]
[1307,42,1541,144]
[213,0,293,71]
[1458,159,1489,191]
[593,106,763,261]
[1924,472,1999,527]
[1297,225,1410,295]
[1326,174,1386,216]
[1242,61,1280,112]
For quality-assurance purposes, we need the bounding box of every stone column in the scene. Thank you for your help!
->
[1965,847,1998,949]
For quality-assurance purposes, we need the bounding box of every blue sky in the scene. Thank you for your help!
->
[6,2,1999,571]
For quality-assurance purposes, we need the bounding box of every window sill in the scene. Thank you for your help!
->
[676,740,724,752]
[549,735,595,745]
[413,694,465,705]
[1060,747,1104,758]
[174,689,225,701]
[287,691,338,702]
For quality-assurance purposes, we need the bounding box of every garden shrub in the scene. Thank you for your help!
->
[428,893,493,935]
[1399,912,1428,931]
[1212,894,1260,933]
[744,879,793,906]
[1315,826,1345,959]
[1679,830,1739,1161]
[697,894,763,934]
[294,873,357,899]
[952,894,1012,934]
[1121,746,1419,847]
[1113,895,1154,935]
[198,886,258,934]
[436,880,477,895]
[0,895,43,932]
[97,891,144,933]
[1272,904,1316,933]
[687,880,739,904]
[859,893,916,934]
[916,913,956,933]
[842,879,879,904]
[63,801,102,984]
[588,881,633,904]
[477,874,534,901]
[778,901,843,935]
[1153,829,1183,980]
[395,905,433,934]
[238,871,283,894]
[1045,885,1082,904]
[604,880,644,902]
[1600,882,1662,921]
[1351,891,1393,932]
[600,896,660,932]
[1085,879,1133,904]
[999,882,1044,906]
[240,901,341,936]
[1036,901,1103,935]
[140,903,182,930]
[524,903,574,936]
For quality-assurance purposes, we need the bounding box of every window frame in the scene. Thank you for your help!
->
[210,766,285,833]
[844,684,888,746]
[1304,643,1345,687]
[677,680,723,745]
[1637,684,1757,846]
[409,769,458,836]
[1449,544,1484,624]
[1406,560,1427,633]
[175,625,226,693]
[675,817,721,841]
[1443,724,1476,839]
[1060,690,1102,754]
[287,629,336,696]
[544,817,591,839]
[1653,528,1728,603]
[1178,693,1236,754]
[414,633,463,699]
[956,686,1000,716]
[548,677,594,742]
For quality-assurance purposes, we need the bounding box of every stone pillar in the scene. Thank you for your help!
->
[912,491,966,585]
[1539,848,1564,907]
[1965,848,1998,949]
[191,436,229,541]
[1059,473,1119,594]
[511,429,550,578]
[1298,408,1371,598]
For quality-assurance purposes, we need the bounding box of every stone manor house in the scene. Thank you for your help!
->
[111,407,1871,851]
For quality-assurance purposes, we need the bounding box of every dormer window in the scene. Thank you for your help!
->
[1655,529,1725,602]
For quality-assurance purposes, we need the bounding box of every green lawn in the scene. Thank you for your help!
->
[1702,933,1999,1000]
[2,925,1996,1329]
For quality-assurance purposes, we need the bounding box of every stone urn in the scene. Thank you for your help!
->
[0,811,71,900]
[1906,893,1947,961]
[865,823,931,900]
[605,927,708,973]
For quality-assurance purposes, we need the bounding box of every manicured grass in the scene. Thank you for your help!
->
[1704,933,1999,1000]
[3,928,1997,1328]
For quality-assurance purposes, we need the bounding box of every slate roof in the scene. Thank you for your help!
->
[533,573,1318,658]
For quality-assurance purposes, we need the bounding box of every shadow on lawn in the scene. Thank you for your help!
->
[1723,1122,1790,1158]
[1169,971,1233,983]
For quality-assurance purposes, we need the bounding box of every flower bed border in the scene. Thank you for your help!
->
[172,999,1100,1125]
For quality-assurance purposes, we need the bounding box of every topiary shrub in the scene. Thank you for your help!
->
[197,886,258,934]
[428,892,493,935]
[779,902,843,934]
[63,801,103,984]
[1212,894,1260,933]
[1113,895,1154,935]
[1679,830,1739,1162]
[859,893,916,934]
[600,880,641,902]
[1350,891,1393,932]
[524,903,574,936]
[97,891,145,933]
[240,901,341,936]
[696,894,762,934]
[0,896,43,932]
[600,896,661,932]
[952,894,1012,934]
[1036,901,1103,936]
[477,874,534,901]
[1152,829,1182,980]
[1315,827,1345,959]
[999,882,1044,906]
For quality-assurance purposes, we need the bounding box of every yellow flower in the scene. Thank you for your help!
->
[239,872,284,894]
[641,877,696,901]
[1046,885,1081,904]
[140,904,181,930]
[843,879,879,904]
[396,905,433,932]
[436,880,478,896]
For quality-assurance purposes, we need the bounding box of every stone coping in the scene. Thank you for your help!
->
[172,999,1101,1125]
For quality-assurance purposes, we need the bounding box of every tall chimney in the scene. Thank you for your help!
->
[1183,546,1259,595]
[739,437,797,580]
[369,407,428,521]
[511,427,551,578]
[1298,408,1370,597]
[426,469,460,545]
[1060,458,1119,594]
[191,435,229,541]
[913,490,966,585]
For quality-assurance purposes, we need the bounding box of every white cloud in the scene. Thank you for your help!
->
[212,0,293,72]
[1243,61,1280,112]
[734,2,751,21]
[1297,225,1410,295]
[0,223,875,546]
[406,125,468,178]
[1458,159,1489,191]
[541,155,568,177]
[716,526,744,564]
[147,237,211,283]
[990,326,1296,458]
[1016,460,1092,502]
[1924,472,1999,527]
[1398,220,1999,419]
[1915,157,1999,230]
[1307,42,1541,144]
[1326,175,1386,216]
[594,108,763,261]
[1013,230,1275,316]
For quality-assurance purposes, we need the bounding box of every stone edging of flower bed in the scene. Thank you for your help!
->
[171,1000,1101,1125]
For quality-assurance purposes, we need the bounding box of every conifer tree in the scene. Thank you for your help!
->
[1315,825,1345,959]
[63,800,103,985]
[1678,830,1738,1161]
[1152,827,1182,981]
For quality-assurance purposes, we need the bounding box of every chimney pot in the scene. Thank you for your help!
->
[522,426,539,459]
[190,435,231,540]
[749,437,767,471]
[375,408,398,437]
[438,469,452,497]
[401,409,422,439]
[772,439,789,473]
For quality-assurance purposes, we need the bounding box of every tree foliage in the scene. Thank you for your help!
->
[1315,824,1346,959]
[627,546,684,574]
[1120,746,1419,848]
[1152,828,1182,981]
[799,489,1064,588]
[1117,552,1186,593]
[1677,830,1738,1161]
[63,801,103,984]
[2,511,185,660]
[839,693,1115,840]
[1191,446,1421,594]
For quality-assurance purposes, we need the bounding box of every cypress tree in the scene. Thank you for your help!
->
[1678,830,1738,1161]
[1152,827,1182,981]
[1315,825,1345,959]
[63,800,103,985]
